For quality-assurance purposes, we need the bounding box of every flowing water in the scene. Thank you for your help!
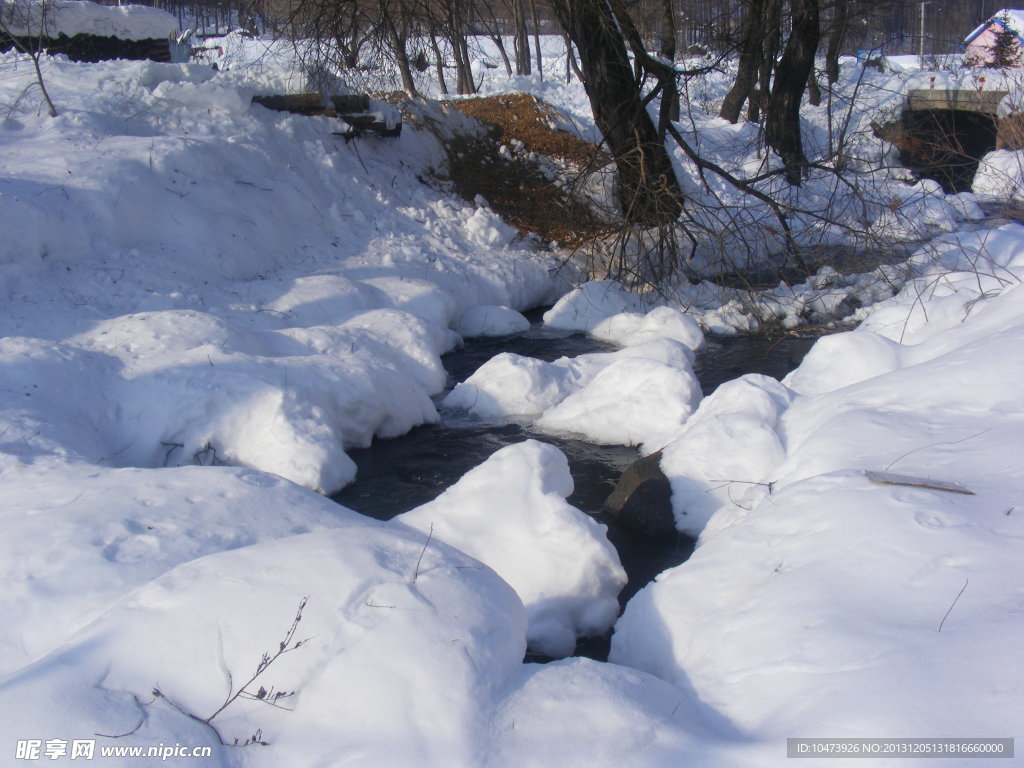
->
[332,318,813,659]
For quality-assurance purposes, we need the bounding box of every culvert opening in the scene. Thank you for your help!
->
[897,109,998,193]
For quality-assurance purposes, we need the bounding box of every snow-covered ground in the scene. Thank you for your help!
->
[1,24,1022,767]
[1,0,179,41]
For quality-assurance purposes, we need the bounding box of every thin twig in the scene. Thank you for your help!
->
[937,578,969,633]
[204,596,309,723]
[885,430,990,471]
[412,523,433,584]
[94,694,150,738]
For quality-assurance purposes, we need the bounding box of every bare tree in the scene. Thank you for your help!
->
[0,0,59,116]
[380,0,418,94]
[718,0,768,124]
[764,0,820,185]
[657,0,679,122]
[549,0,683,224]
[823,0,848,84]
[513,0,530,75]
[751,0,781,122]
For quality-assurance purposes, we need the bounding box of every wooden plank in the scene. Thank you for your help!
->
[864,470,975,495]
[331,94,370,113]
[252,93,325,114]
[253,92,401,137]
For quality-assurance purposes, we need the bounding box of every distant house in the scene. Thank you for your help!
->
[0,0,184,62]
[963,9,1024,67]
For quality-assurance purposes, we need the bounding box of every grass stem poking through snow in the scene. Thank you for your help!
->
[412,523,434,584]
[883,430,990,472]
[938,579,969,633]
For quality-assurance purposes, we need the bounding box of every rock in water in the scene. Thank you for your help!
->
[602,451,675,537]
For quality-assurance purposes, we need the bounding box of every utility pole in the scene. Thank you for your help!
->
[919,1,928,68]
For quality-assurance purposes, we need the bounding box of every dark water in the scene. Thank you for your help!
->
[332,321,812,659]
[695,333,815,395]
[899,109,998,193]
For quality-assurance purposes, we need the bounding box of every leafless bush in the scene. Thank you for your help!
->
[145,597,311,748]
[0,0,59,117]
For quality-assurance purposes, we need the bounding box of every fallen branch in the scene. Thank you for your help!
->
[864,470,974,496]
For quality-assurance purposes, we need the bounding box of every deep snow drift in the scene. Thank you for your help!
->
[2,32,1023,768]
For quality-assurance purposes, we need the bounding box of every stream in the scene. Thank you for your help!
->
[332,316,813,660]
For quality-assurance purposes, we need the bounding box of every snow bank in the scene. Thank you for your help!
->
[489,658,733,767]
[542,280,645,331]
[445,288,706,451]
[0,55,556,495]
[660,374,794,537]
[399,441,625,658]
[590,305,706,350]
[455,304,531,337]
[0,511,732,765]
[534,345,702,450]
[0,523,528,767]
[611,225,1024,763]
[972,149,1024,202]
[443,338,702,453]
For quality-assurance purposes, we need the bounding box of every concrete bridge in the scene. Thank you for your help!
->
[873,87,1020,192]
[906,88,1008,115]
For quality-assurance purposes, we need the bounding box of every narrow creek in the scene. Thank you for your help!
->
[331,313,814,660]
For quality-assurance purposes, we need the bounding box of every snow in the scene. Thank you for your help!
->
[443,338,703,453]
[0,55,558,495]
[590,305,706,350]
[973,149,1024,201]
[454,304,531,337]
[0,463,354,679]
[613,224,1024,760]
[1,0,179,41]
[443,282,706,451]
[399,441,626,658]
[542,279,646,331]
[1,31,1023,768]
[660,374,794,536]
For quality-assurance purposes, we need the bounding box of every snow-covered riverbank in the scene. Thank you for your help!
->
[1,41,1022,766]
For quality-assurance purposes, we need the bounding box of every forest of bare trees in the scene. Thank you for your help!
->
[137,0,1011,58]
[89,0,1015,280]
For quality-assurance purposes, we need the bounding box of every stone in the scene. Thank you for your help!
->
[601,450,676,537]
[997,114,1024,151]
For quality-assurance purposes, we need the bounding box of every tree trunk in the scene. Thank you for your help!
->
[550,0,682,223]
[719,0,765,124]
[806,67,821,107]
[490,35,514,77]
[751,0,782,123]
[563,32,582,82]
[382,5,418,95]
[514,0,530,75]
[429,32,448,95]
[531,0,543,79]
[453,32,475,93]
[658,0,679,122]
[824,1,847,84]
[764,0,820,185]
